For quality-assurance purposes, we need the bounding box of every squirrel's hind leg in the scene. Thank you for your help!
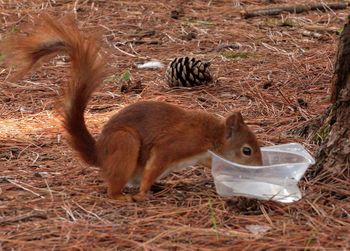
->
[132,149,177,202]
[99,130,140,201]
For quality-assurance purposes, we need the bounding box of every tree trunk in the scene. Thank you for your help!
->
[310,16,350,184]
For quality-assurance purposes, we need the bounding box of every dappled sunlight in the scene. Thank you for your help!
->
[0,111,114,139]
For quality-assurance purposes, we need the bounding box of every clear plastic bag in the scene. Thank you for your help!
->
[210,143,315,203]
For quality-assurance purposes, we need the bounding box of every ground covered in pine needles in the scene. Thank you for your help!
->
[0,0,349,250]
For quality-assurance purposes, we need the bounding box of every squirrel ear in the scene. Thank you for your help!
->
[225,112,244,138]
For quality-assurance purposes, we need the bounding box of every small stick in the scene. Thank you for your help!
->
[274,84,298,111]
[113,44,137,58]
[241,2,348,19]
[302,30,322,39]
[72,201,110,224]
[303,24,339,33]
[0,210,47,226]
[6,178,44,198]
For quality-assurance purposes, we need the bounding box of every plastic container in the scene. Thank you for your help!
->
[210,143,315,203]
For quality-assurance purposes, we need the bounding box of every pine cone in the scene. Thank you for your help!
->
[165,57,212,87]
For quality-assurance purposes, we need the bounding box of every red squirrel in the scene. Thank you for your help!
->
[3,15,262,201]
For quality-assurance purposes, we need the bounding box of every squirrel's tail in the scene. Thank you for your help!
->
[3,14,107,166]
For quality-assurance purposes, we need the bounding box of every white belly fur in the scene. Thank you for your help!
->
[158,151,211,180]
[126,151,210,188]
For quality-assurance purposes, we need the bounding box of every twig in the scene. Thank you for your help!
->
[274,84,295,108]
[204,43,241,53]
[241,2,348,19]
[72,201,110,224]
[302,30,322,39]
[303,24,339,33]
[6,178,44,198]
[113,44,137,58]
[0,210,47,226]
[113,44,148,59]
[167,226,258,238]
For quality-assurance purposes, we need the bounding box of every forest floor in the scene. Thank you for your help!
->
[0,0,349,250]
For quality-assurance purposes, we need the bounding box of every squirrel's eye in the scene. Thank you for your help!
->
[242,146,252,156]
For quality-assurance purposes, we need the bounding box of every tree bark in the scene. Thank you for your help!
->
[310,16,350,183]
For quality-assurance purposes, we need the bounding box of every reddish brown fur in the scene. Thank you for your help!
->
[2,14,106,166]
[3,15,262,201]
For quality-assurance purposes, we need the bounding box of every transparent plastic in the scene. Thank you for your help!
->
[210,143,315,203]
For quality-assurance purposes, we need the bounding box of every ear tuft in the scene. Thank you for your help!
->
[225,112,245,138]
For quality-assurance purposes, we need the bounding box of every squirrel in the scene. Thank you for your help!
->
[3,14,262,201]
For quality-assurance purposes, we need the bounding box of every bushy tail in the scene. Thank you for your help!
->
[2,14,108,166]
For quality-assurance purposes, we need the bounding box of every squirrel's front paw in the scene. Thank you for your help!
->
[132,192,148,202]
[109,193,133,202]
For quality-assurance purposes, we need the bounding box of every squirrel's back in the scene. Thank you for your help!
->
[101,101,223,142]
